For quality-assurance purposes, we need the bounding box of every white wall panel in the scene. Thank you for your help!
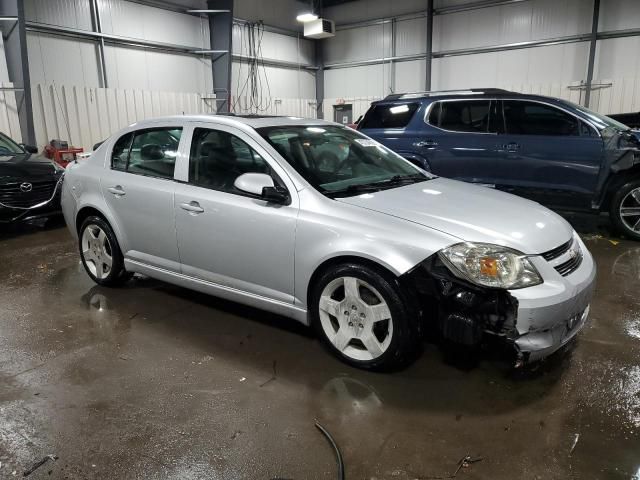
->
[432,42,589,90]
[324,23,392,64]
[31,83,214,150]
[593,37,640,80]
[0,37,10,83]
[598,0,640,31]
[99,0,210,49]
[231,62,315,100]
[394,60,426,93]
[325,0,426,24]
[25,0,92,30]
[104,45,212,93]
[232,26,314,66]
[433,0,592,51]
[0,82,22,142]
[396,17,428,56]
[27,32,101,87]
[325,63,391,99]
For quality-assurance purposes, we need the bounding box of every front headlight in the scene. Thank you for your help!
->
[438,242,543,289]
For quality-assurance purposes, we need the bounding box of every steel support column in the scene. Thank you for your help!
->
[584,0,600,108]
[0,0,35,145]
[207,0,233,113]
[89,0,108,88]
[315,40,324,120]
[425,0,434,91]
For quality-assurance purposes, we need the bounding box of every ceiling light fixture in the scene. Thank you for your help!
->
[296,12,318,22]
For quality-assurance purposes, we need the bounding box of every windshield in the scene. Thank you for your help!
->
[257,125,430,197]
[562,100,630,131]
[0,132,24,158]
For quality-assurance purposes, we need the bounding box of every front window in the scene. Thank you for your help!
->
[503,101,580,136]
[258,125,430,197]
[0,133,25,157]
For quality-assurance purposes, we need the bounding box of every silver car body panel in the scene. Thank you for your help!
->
[62,114,596,358]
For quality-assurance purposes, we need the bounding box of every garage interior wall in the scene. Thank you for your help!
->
[322,0,640,121]
[17,0,316,149]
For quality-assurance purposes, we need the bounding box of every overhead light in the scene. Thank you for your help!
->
[296,12,318,22]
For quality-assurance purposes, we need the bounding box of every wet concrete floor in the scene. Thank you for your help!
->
[0,215,639,479]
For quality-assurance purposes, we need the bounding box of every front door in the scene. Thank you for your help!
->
[100,126,183,271]
[496,100,604,209]
[174,124,298,303]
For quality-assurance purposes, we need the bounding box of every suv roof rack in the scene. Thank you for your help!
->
[382,88,513,101]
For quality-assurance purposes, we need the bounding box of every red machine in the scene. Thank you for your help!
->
[43,139,84,168]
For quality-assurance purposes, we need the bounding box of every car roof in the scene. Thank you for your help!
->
[374,89,567,105]
[127,114,337,130]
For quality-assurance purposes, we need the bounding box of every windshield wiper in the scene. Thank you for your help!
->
[325,174,428,198]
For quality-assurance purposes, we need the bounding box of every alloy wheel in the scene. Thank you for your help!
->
[81,224,113,280]
[318,276,393,361]
[620,187,640,233]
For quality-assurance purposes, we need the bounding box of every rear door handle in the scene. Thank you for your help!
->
[107,186,126,196]
[180,201,204,214]
[413,140,438,147]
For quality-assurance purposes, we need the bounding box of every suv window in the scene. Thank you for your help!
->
[503,101,579,136]
[359,103,419,129]
[111,128,182,179]
[427,100,492,133]
[189,128,270,193]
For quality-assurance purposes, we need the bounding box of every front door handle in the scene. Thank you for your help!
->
[180,201,204,214]
[107,185,126,196]
[506,142,520,152]
[413,140,438,147]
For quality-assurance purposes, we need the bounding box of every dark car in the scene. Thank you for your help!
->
[0,132,64,224]
[358,89,640,240]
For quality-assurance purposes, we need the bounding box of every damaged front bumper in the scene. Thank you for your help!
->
[509,236,596,363]
[402,235,596,365]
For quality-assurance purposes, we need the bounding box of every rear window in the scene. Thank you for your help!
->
[359,103,419,129]
[427,100,492,133]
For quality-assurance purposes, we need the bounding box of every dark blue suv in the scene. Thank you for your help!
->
[358,89,640,240]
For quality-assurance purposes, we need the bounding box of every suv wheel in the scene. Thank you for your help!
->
[611,179,640,241]
[79,216,129,286]
[310,263,420,371]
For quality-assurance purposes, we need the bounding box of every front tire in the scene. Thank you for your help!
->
[610,179,640,241]
[310,263,421,371]
[79,216,129,286]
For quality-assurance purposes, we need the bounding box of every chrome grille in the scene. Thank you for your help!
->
[0,181,57,208]
[555,251,583,277]
[541,238,573,261]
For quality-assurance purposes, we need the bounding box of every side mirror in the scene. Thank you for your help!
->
[20,144,38,154]
[234,172,289,204]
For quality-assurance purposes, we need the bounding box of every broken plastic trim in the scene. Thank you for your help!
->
[400,254,520,361]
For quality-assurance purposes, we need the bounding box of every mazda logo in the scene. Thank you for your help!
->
[20,182,33,193]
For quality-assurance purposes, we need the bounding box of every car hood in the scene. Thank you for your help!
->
[0,153,57,181]
[336,178,574,254]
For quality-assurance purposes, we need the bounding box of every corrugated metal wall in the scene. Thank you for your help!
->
[22,0,315,116]
[323,0,640,118]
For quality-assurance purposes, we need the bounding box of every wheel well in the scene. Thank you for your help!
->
[601,168,640,210]
[75,206,106,234]
[307,255,399,306]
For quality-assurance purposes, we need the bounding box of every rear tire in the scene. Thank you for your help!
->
[310,262,421,371]
[79,216,130,286]
[610,179,640,241]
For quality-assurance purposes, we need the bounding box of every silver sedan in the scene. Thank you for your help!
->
[61,115,596,370]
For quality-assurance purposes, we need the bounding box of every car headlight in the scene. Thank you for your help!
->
[438,242,543,289]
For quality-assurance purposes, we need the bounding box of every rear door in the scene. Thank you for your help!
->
[100,126,183,271]
[496,100,604,209]
[418,99,504,183]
